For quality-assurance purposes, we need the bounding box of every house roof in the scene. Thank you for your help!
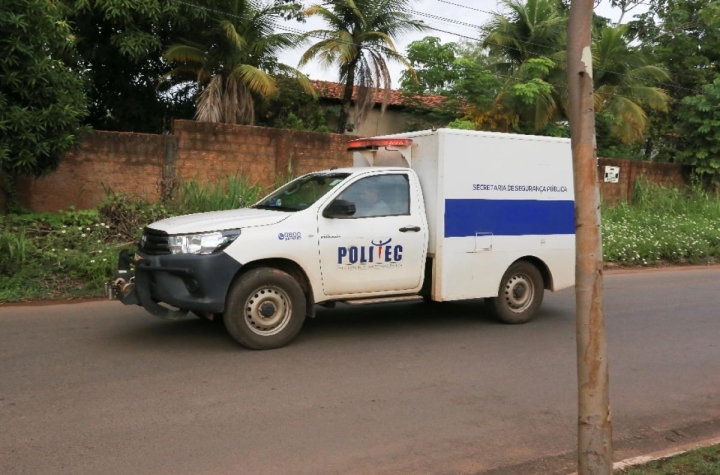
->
[311,80,447,110]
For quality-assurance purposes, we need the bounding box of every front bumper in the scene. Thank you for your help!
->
[108,249,242,318]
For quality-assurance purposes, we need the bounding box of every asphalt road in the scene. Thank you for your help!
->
[2,268,720,475]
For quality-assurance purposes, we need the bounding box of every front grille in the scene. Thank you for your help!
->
[140,227,171,255]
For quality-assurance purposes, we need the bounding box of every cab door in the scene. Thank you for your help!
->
[317,172,427,297]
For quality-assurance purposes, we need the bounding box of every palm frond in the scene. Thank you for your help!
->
[231,64,277,97]
[605,95,648,143]
[163,44,205,64]
[219,20,247,52]
[159,66,204,87]
[299,38,340,68]
[627,86,670,111]
[196,75,224,123]
[275,64,318,98]
[304,5,345,30]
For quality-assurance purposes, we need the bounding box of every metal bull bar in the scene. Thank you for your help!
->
[106,250,189,320]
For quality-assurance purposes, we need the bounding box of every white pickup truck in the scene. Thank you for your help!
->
[108,129,576,349]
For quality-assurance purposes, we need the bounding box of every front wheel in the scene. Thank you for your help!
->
[486,261,544,324]
[224,268,306,350]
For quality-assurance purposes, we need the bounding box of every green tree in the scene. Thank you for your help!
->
[400,36,459,95]
[478,0,567,132]
[65,0,209,133]
[255,75,332,132]
[0,0,87,190]
[300,0,426,133]
[481,0,566,73]
[676,78,720,183]
[479,1,670,144]
[398,38,501,132]
[628,0,720,161]
[592,25,670,144]
[65,0,304,133]
[163,0,313,125]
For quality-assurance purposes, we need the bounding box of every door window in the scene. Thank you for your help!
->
[334,174,410,218]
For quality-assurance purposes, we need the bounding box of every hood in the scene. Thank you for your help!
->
[148,208,292,235]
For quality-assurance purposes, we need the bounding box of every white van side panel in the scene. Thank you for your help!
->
[360,128,576,301]
[435,130,575,301]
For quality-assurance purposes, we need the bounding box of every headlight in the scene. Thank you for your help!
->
[168,230,241,255]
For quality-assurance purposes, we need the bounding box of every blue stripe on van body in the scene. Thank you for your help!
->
[444,199,576,238]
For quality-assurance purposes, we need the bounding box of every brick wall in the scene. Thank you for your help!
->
[597,158,691,205]
[15,121,355,212]
[12,124,692,212]
[16,131,167,212]
[173,120,354,188]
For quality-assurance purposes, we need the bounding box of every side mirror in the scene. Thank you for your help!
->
[323,199,356,218]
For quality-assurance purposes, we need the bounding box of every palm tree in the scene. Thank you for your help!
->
[163,0,313,125]
[481,0,566,73]
[479,0,567,132]
[299,0,426,133]
[592,25,670,143]
[480,2,669,143]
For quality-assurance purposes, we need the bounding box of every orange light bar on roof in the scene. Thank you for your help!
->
[347,138,413,150]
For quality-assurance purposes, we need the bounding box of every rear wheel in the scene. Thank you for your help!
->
[487,261,544,324]
[224,268,306,350]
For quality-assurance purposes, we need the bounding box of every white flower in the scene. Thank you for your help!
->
[81,234,86,237]
[102,259,107,262]
[64,248,68,251]
[100,223,105,226]
[78,227,82,230]
[86,227,91,231]
[90,260,95,263]
[98,250,103,254]
[97,240,101,243]
[51,249,56,252]
[61,230,66,234]
[62,225,67,228]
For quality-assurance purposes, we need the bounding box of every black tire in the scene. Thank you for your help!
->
[487,261,544,324]
[224,268,306,350]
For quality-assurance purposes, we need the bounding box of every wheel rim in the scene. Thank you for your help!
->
[503,273,535,313]
[244,286,293,336]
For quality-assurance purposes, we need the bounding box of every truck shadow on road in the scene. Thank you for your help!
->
[109,299,571,352]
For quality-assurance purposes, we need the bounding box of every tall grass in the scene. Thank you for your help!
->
[602,180,720,265]
[170,170,297,215]
[0,228,32,272]
[171,175,266,214]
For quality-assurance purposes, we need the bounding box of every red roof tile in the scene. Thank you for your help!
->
[311,80,447,110]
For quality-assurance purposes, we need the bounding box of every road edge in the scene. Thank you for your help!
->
[565,435,720,474]
[604,264,720,275]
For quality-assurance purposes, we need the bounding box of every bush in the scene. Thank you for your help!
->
[0,174,287,301]
[602,180,720,265]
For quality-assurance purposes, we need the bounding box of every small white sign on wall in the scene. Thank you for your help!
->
[604,166,620,183]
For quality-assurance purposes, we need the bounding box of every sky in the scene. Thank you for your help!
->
[276,0,650,87]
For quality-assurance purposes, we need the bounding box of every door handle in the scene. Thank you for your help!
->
[399,226,421,233]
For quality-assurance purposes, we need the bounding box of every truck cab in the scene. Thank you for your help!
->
[109,129,576,349]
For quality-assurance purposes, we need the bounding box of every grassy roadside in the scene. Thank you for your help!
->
[603,181,720,266]
[0,177,268,302]
[619,443,720,475]
[2,179,719,303]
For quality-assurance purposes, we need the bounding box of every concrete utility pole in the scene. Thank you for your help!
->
[566,0,613,474]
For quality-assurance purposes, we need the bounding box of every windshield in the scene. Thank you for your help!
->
[253,172,351,212]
